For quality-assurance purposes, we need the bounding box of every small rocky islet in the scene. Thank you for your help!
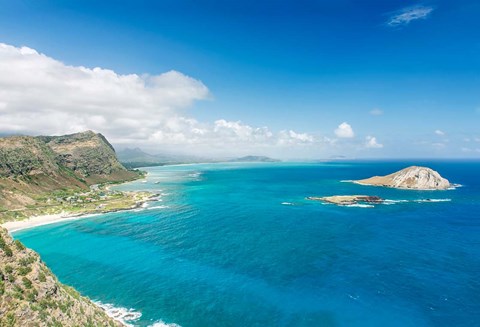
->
[307,195,383,206]
[309,166,452,206]
[353,166,451,190]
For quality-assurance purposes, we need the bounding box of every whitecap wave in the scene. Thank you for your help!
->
[147,205,170,210]
[383,199,409,205]
[281,202,294,205]
[188,172,202,180]
[414,198,451,203]
[94,301,142,327]
[149,321,182,327]
[345,204,374,208]
[382,199,451,205]
[448,183,463,190]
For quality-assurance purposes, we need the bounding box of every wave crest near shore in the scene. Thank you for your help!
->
[94,301,142,326]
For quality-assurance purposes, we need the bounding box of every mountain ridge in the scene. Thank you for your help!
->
[0,131,141,213]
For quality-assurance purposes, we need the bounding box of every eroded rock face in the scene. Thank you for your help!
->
[355,166,451,190]
[0,227,120,326]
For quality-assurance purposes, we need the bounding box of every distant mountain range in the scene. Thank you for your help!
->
[229,155,280,163]
[117,148,280,168]
[116,147,213,168]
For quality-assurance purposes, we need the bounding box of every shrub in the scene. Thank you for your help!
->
[5,265,13,274]
[38,271,46,282]
[18,266,32,276]
[3,313,16,327]
[14,239,26,251]
[22,277,33,289]
[19,256,35,266]
[0,235,13,257]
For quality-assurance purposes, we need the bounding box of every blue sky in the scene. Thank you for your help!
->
[0,0,479,158]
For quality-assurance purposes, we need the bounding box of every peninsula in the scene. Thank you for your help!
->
[0,130,148,325]
[354,166,452,190]
[0,130,145,223]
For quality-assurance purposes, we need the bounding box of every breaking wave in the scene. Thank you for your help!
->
[150,321,182,327]
[94,301,142,327]
[345,204,375,208]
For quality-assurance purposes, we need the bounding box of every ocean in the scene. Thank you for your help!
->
[13,161,480,326]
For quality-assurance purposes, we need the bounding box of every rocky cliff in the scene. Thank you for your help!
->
[354,166,451,190]
[0,131,140,211]
[38,131,136,184]
[0,227,120,326]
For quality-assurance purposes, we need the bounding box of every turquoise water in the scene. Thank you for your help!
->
[13,161,480,326]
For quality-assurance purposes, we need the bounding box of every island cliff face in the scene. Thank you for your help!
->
[0,131,140,211]
[0,228,120,326]
[354,166,451,190]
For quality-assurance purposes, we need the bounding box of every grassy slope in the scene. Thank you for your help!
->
[0,227,121,326]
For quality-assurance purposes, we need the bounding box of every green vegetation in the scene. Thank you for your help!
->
[0,183,152,223]
[0,131,143,223]
[0,227,119,326]
[14,239,26,250]
[22,276,33,289]
[18,266,32,276]
[0,234,13,256]
[38,271,46,282]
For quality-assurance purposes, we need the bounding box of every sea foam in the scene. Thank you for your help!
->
[94,301,142,326]
[345,204,375,208]
[150,321,182,327]
[414,198,451,203]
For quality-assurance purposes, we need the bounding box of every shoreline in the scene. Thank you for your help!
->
[2,193,158,234]
[2,212,101,233]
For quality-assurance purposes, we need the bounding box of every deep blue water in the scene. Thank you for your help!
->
[13,161,480,326]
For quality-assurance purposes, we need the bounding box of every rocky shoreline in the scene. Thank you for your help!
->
[307,195,383,206]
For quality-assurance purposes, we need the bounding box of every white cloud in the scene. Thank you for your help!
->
[277,130,315,146]
[0,43,316,157]
[334,122,354,138]
[434,129,445,136]
[387,6,434,27]
[365,136,383,148]
[369,108,383,116]
[432,142,445,149]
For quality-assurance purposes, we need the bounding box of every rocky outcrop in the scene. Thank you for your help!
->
[0,227,120,326]
[307,195,383,206]
[354,166,451,190]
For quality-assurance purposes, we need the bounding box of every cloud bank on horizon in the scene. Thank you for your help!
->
[0,43,383,158]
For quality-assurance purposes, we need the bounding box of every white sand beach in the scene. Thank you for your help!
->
[1,212,99,233]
